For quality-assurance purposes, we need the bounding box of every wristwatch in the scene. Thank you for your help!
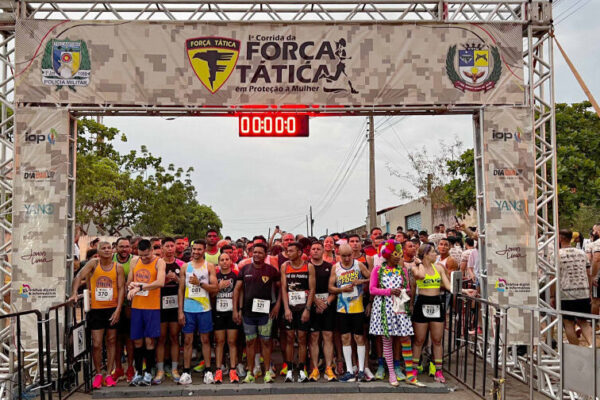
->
[138,283,144,290]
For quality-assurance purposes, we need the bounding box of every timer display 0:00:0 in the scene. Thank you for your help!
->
[238,114,309,137]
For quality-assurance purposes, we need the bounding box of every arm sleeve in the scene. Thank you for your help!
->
[369,265,391,296]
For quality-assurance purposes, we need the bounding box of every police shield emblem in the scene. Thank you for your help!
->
[186,37,240,94]
[447,43,501,92]
[262,276,269,283]
[458,49,489,83]
[41,39,91,90]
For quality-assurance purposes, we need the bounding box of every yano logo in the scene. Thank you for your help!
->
[24,203,55,216]
[25,128,58,145]
[491,128,525,143]
[493,168,523,178]
[494,199,527,213]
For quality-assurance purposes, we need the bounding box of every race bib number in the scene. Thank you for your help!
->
[252,298,270,314]
[162,295,178,309]
[315,293,329,302]
[216,298,233,312]
[288,291,306,307]
[136,290,149,297]
[422,304,441,319]
[189,285,207,299]
[95,287,113,302]
[342,285,358,298]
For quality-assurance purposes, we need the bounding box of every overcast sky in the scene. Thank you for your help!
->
[105,2,600,240]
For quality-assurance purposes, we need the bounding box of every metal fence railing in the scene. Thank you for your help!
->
[1,296,92,400]
[445,294,600,400]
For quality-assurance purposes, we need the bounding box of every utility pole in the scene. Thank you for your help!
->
[306,215,309,237]
[368,115,377,231]
[309,206,314,236]
[427,173,434,232]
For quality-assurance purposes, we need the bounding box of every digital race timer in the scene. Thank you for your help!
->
[238,113,309,137]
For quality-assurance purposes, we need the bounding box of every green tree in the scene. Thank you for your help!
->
[387,136,463,206]
[443,101,600,226]
[444,148,475,217]
[76,118,222,236]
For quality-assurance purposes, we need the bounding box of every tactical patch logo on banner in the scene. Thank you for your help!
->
[446,43,501,92]
[186,37,240,94]
[41,39,91,91]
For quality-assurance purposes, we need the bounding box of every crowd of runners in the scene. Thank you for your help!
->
[72,222,565,389]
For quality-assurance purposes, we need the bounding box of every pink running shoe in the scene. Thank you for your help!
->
[92,374,103,389]
[104,375,117,387]
[434,370,446,384]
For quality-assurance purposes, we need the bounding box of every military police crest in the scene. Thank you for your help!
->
[41,39,91,91]
[446,43,501,92]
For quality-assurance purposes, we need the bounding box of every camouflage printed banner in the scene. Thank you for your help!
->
[483,107,538,344]
[12,107,71,321]
[15,20,524,107]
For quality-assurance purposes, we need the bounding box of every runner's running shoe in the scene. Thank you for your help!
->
[434,370,446,384]
[357,371,366,382]
[253,364,262,378]
[126,365,135,383]
[178,372,192,385]
[92,374,103,389]
[129,373,143,386]
[236,363,246,378]
[172,369,181,383]
[394,365,406,381]
[264,370,276,383]
[141,372,152,386]
[111,367,124,383]
[243,373,255,384]
[214,369,223,384]
[284,370,293,382]
[104,375,117,387]
[308,368,320,382]
[230,369,240,383]
[204,371,215,384]
[298,369,308,383]
[194,360,206,373]
[339,371,356,382]
[152,370,165,385]
[428,362,436,377]
[279,362,289,376]
[364,368,374,382]
[375,364,385,380]
[324,367,337,382]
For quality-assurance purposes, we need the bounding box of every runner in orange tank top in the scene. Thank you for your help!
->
[70,241,125,388]
[126,239,166,386]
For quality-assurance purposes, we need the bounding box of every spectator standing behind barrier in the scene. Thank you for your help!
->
[556,229,594,346]
[70,241,125,389]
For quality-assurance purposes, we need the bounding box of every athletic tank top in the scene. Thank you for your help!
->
[131,257,160,310]
[113,254,132,277]
[90,262,118,309]
[416,264,442,290]
[285,262,309,312]
[313,261,333,295]
[335,260,364,314]
[205,249,220,265]
[184,261,211,312]
[436,255,449,268]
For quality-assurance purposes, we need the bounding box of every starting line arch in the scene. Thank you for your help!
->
[0,1,561,399]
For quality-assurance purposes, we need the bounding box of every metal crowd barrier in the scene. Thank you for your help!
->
[0,296,92,400]
[445,293,600,400]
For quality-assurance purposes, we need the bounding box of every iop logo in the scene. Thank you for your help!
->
[18,284,31,298]
[25,128,58,145]
[492,128,524,143]
[47,128,57,144]
[494,278,507,293]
